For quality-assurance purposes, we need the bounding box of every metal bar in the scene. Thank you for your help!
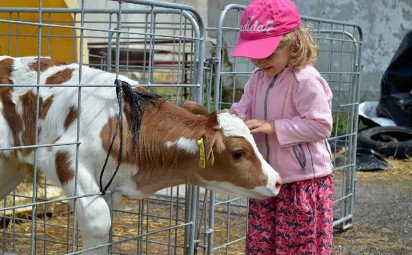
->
[0,193,101,213]
[0,19,200,41]
[0,83,202,88]
[30,1,43,252]
[0,142,80,151]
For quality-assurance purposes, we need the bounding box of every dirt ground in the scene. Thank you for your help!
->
[1,158,411,254]
[211,158,412,255]
[333,158,412,255]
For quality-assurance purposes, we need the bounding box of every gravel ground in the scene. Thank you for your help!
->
[333,158,412,255]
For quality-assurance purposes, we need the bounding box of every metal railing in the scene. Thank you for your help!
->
[0,0,205,254]
[203,4,362,254]
[0,1,361,254]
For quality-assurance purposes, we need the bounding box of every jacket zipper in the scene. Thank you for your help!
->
[263,76,277,164]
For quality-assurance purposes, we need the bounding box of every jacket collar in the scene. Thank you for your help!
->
[261,64,292,84]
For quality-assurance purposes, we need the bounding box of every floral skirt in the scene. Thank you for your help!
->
[246,175,334,255]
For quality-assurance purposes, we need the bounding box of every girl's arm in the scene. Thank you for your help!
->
[274,76,333,147]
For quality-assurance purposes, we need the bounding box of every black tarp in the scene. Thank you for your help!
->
[377,30,412,127]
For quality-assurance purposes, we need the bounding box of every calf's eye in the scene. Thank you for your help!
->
[232,149,245,160]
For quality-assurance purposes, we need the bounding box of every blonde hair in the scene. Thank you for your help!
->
[278,25,319,70]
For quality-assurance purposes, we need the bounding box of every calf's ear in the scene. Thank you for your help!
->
[182,101,209,116]
[206,112,218,130]
[203,112,224,163]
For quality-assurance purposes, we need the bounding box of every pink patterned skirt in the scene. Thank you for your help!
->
[246,174,334,255]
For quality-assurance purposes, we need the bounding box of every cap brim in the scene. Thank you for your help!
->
[231,36,282,59]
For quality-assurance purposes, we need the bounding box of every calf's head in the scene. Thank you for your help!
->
[185,105,281,199]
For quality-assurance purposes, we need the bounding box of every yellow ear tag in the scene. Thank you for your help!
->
[210,150,215,166]
[197,138,206,168]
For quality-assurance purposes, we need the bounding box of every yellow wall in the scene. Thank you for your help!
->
[0,0,88,63]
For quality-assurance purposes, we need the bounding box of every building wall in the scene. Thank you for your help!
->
[81,0,411,100]
[207,0,412,101]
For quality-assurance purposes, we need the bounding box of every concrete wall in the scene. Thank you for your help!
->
[206,0,412,101]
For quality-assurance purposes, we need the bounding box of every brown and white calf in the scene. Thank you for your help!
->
[0,56,281,253]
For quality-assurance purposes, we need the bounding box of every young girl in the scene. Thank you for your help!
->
[230,0,334,254]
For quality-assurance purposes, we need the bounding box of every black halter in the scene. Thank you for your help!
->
[99,79,161,196]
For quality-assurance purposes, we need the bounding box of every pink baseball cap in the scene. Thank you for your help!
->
[232,0,301,59]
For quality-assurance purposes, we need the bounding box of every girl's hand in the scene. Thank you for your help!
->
[246,119,275,135]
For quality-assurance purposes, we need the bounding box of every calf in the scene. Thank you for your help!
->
[0,56,281,253]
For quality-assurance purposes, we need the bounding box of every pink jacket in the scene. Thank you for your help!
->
[231,65,333,184]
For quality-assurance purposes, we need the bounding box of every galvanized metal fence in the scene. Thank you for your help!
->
[202,3,362,254]
[0,0,206,254]
[0,1,361,255]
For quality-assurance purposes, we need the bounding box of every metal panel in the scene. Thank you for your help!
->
[0,1,362,254]
[203,4,362,254]
[0,0,205,254]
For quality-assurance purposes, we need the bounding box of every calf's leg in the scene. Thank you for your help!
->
[60,164,111,255]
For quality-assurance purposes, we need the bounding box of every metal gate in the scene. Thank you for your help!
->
[1,1,362,255]
[0,0,205,254]
[203,4,363,254]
